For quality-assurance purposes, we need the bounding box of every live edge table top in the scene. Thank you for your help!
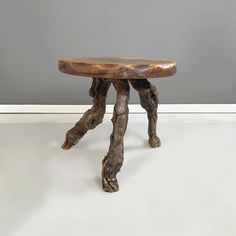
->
[58,57,177,79]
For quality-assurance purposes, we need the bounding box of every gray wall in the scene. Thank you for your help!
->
[0,0,236,105]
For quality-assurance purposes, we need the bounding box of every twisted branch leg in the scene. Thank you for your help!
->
[102,79,130,192]
[62,78,111,150]
[129,79,160,148]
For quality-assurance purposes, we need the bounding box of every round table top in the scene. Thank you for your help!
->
[58,57,176,79]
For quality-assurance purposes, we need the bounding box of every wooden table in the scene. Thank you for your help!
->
[58,57,176,192]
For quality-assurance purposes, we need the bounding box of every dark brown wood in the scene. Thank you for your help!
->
[102,80,130,192]
[61,78,111,150]
[129,79,160,148]
[59,57,176,79]
[59,57,176,192]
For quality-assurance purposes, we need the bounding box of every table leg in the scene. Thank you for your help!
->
[129,79,161,148]
[62,78,111,150]
[102,79,130,192]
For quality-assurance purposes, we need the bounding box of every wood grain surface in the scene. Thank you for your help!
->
[58,57,176,79]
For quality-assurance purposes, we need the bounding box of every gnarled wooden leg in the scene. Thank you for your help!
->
[62,78,111,150]
[102,80,130,192]
[129,79,160,148]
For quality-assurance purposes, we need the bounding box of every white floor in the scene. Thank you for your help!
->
[0,113,236,236]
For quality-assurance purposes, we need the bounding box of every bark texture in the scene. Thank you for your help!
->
[60,77,161,193]
[102,80,130,192]
[61,78,111,150]
[129,79,160,148]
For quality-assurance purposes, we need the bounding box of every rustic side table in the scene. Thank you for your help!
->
[59,57,176,192]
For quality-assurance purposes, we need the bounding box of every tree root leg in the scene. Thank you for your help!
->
[62,78,111,150]
[129,79,160,148]
[102,79,130,192]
